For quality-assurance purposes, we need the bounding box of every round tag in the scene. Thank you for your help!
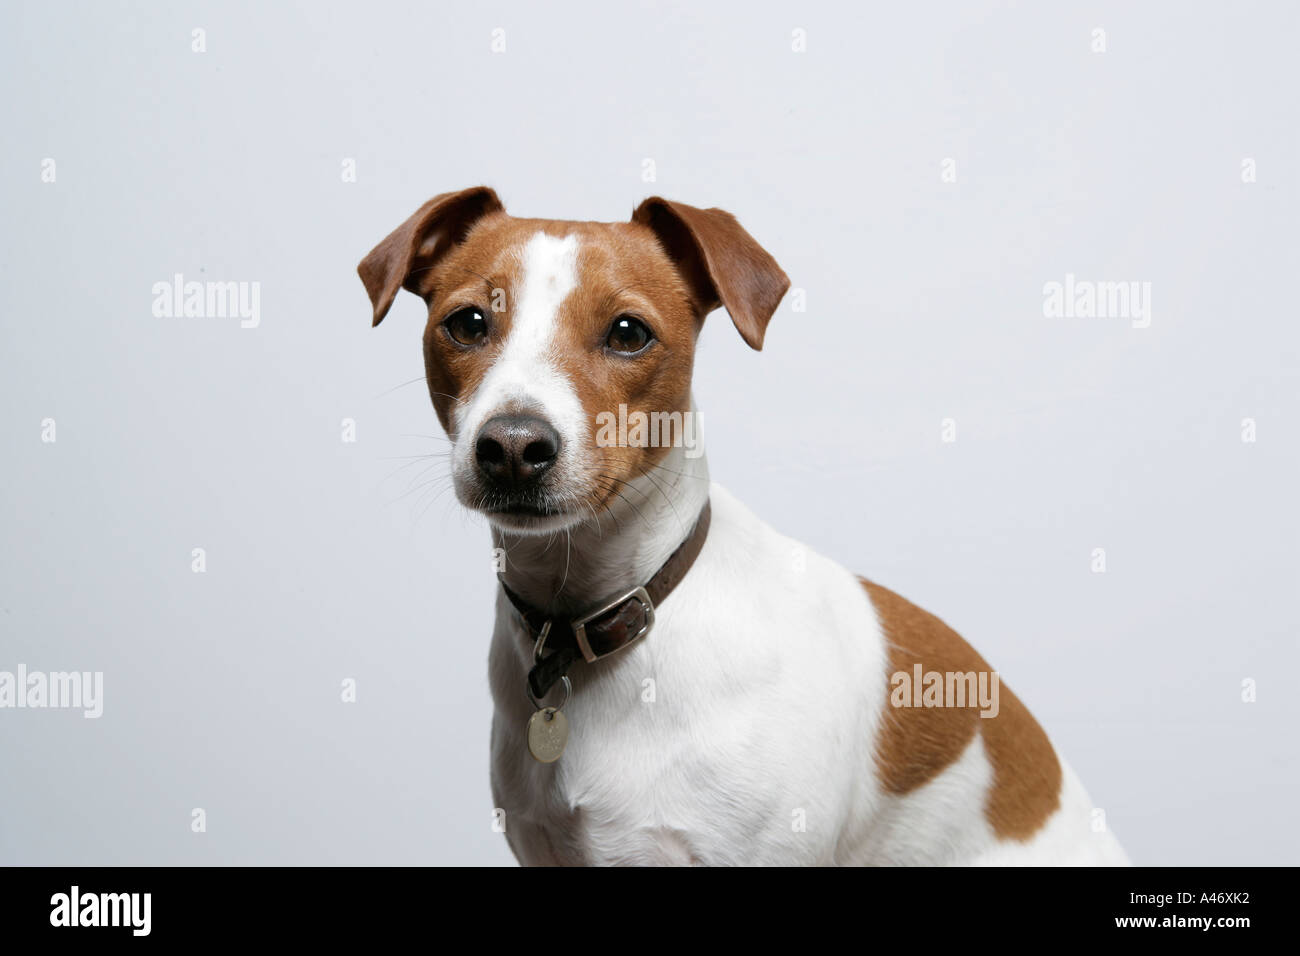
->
[526,707,569,763]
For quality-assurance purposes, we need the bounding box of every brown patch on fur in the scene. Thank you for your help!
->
[861,579,1062,842]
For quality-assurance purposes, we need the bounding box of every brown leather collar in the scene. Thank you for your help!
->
[500,499,712,700]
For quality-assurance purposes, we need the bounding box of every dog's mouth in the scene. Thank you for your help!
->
[488,500,562,518]
[476,491,578,533]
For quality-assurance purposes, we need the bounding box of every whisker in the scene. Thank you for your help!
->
[378,454,448,485]
[415,483,456,523]
[426,390,469,406]
[639,467,684,532]
[596,482,650,528]
[391,473,453,507]
[646,460,709,482]
[597,473,653,502]
[375,375,426,399]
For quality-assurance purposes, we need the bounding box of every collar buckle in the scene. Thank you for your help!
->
[571,585,655,662]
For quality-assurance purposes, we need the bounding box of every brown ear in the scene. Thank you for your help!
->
[358,186,504,326]
[632,197,789,350]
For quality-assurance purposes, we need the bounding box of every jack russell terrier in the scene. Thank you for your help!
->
[359,187,1130,866]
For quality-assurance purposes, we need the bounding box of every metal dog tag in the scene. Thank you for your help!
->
[527,707,569,763]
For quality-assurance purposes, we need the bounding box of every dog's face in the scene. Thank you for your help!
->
[359,187,788,534]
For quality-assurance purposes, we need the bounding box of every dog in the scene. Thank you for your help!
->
[359,187,1130,866]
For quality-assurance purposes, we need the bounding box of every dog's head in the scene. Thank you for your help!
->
[359,187,788,534]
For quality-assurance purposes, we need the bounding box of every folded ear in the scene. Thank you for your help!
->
[631,197,790,350]
[358,186,504,326]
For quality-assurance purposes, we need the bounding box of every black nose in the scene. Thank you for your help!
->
[474,415,560,488]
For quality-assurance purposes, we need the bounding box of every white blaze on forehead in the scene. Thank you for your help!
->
[455,231,584,458]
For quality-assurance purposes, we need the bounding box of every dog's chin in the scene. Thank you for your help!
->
[455,483,585,536]
[485,507,582,535]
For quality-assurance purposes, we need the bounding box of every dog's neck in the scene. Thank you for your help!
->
[493,441,711,616]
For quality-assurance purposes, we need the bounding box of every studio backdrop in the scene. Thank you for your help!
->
[1,0,1296,865]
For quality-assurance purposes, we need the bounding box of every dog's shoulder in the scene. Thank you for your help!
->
[858,578,1065,843]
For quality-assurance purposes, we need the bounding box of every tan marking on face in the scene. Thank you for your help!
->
[549,224,700,511]
[861,579,1063,842]
[416,212,534,436]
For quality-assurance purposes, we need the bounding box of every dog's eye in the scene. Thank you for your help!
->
[443,307,488,347]
[605,315,653,354]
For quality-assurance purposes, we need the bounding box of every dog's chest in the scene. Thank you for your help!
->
[486,528,890,865]
[496,727,726,866]
[491,676,796,867]
[488,613,883,868]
